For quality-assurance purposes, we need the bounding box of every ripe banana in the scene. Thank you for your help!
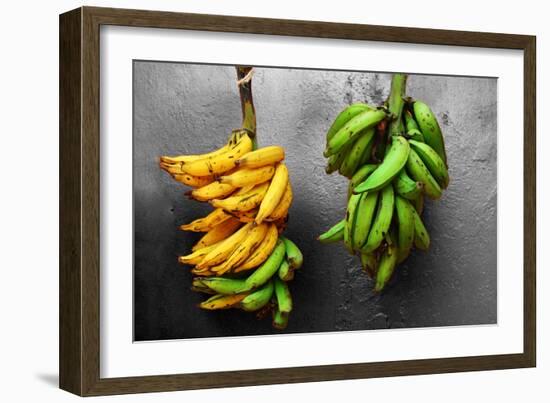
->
[256,163,289,224]
[393,169,423,201]
[191,217,241,251]
[171,173,214,188]
[177,132,253,176]
[325,102,373,143]
[394,195,415,263]
[196,222,254,269]
[180,208,230,232]
[211,223,269,275]
[189,181,236,202]
[178,243,218,265]
[325,109,387,157]
[318,219,345,244]
[266,182,293,221]
[211,181,269,212]
[354,135,410,193]
[235,145,285,169]
[413,100,447,164]
[235,223,279,272]
[406,148,442,199]
[199,293,249,310]
[409,139,449,189]
[362,184,394,253]
[219,165,275,188]
[240,280,274,312]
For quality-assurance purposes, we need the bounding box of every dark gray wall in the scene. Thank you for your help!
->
[133,62,497,341]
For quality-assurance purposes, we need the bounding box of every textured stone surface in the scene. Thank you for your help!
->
[133,62,497,341]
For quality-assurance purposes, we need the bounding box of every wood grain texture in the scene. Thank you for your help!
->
[59,5,537,396]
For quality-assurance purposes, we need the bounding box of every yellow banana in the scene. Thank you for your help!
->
[219,165,275,187]
[196,222,254,268]
[256,164,289,224]
[178,243,218,265]
[191,267,216,276]
[235,224,279,272]
[211,182,269,213]
[191,218,241,251]
[189,181,236,202]
[177,133,253,176]
[228,208,258,223]
[266,182,293,221]
[235,146,285,168]
[199,293,249,310]
[179,208,230,232]
[211,223,269,275]
[171,173,214,188]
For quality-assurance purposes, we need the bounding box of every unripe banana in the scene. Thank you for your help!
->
[348,164,378,196]
[245,240,286,290]
[345,193,362,252]
[362,184,394,253]
[352,191,379,250]
[413,100,447,164]
[325,102,374,143]
[274,276,293,313]
[360,252,378,278]
[412,208,430,250]
[409,140,449,189]
[393,169,424,201]
[240,280,274,312]
[281,236,303,270]
[278,258,294,281]
[406,148,442,199]
[195,277,250,295]
[325,109,387,157]
[272,306,289,330]
[353,136,410,194]
[374,231,398,292]
[338,127,376,178]
[318,219,345,244]
[394,195,415,263]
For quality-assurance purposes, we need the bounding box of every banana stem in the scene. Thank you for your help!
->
[387,73,408,137]
[236,66,257,149]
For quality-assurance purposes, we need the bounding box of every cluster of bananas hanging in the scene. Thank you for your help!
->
[319,75,449,292]
[159,129,303,329]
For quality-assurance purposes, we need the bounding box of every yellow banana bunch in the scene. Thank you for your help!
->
[319,73,450,292]
[161,127,302,330]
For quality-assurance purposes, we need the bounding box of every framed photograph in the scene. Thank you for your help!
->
[59,6,536,396]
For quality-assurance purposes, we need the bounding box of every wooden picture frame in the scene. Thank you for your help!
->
[59,6,536,396]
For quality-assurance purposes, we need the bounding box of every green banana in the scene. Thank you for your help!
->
[325,109,387,157]
[195,277,249,295]
[318,219,345,244]
[413,100,447,164]
[240,280,274,312]
[374,231,398,292]
[325,103,373,143]
[362,185,394,253]
[412,208,430,250]
[281,237,303,270]
[353,136,410,193]
[394,195,415,263]
[406,148,442,199]
[339,128,376,178]
[345,193,362,252]
[393,168,423,200]
[278,259,294,281]
[360,252,379,278]
[274,277,293,314]
[191,278,216,294]
[325,141,352,174]
[414,194,424,215]
[404,109,420,132]
[409,139,449,189]
[407,128,425,143]
[348,164,378,197]
[245,240,286,289]
[352,191,379,250]
[272,305,289,330]
[387,73,407,137]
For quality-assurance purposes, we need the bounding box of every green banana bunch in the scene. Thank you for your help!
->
[319,73,450,292]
